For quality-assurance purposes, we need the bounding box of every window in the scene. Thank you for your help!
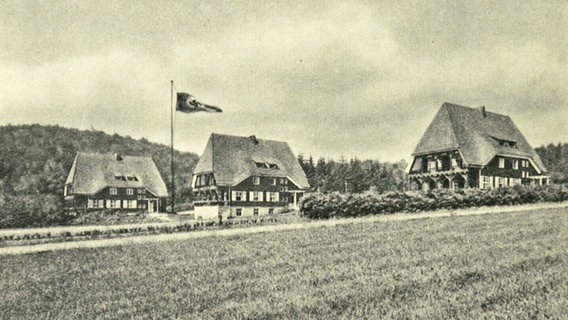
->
[269,178,277,185]
[126,176,138,182]
[513,160,519,170]
[126,188,134,195]
[253,192,260,201]
[127,200,137,208]
[497,177,506,187]
[137,189,146,194]
[280,186,289,192]
[110,188,117,195]
[252,177,260,185]
[498,157,505,168]
[236,208,242,216]
[451,158,459,168]
[522,171,530,178]
[105,200,121,208]
[280,178,288,185]
[268,208,274,215]
[282,196,289,202]
[253,208,259,215]
[234,191,243,201]
[436,159,442,169]
[481,176,490,189]
[428,160,436,171]
[255,162,279,169]
[88,199,103,208]
[268,192,279,202]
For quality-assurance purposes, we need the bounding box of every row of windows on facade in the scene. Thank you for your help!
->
[234,207,275,216]
[252,177,288,185]
[497,158,530,170]
[194,190,291,202]
[427,158,463,170]
[87,199,146,209]
[231,191,290,202]
[108,188,146,195]
[480,176,523,189]
[427,157,530,171]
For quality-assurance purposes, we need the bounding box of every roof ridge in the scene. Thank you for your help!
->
[443,103,461,150]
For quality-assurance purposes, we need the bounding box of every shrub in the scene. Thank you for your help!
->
[300,185,568,219]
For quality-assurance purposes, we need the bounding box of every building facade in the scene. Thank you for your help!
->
[192,133,310,220]
[64,153,168,212]
[408,103,549,191]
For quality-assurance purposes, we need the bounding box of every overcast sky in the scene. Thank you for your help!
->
[1,1,567,162]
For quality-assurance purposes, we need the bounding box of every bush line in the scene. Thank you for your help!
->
[299,185,568,219]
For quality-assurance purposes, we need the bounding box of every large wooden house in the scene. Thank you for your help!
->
[192,133,310,220]
[408,102,549,190]
[64,153,168,212]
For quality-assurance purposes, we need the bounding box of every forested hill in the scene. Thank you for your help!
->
[0,124,198,200]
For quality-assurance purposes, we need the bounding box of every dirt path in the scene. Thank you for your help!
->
[1,202,567,256]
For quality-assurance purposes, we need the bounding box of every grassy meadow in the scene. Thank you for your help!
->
[1,208,567,319]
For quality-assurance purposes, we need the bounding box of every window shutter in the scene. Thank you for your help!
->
[231,191,237,201]
[106,200,111,208]
[275,192,279,202]
[259,192,264,202]
[249,191,255,201]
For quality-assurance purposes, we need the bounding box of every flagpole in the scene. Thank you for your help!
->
[170,80,175,214]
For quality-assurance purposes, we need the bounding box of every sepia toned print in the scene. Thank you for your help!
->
[1,1,567,319]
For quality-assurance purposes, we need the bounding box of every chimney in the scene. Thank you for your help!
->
[479,106,487,118]
[249,135,259,145]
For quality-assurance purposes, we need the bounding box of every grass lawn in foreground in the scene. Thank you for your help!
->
[1,208,567,319]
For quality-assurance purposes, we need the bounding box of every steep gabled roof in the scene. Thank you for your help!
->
[194,133,310,189]
[412,102,547,172]
[65,153,168,197]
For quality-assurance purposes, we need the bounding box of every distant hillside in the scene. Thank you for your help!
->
[0,124,198,201]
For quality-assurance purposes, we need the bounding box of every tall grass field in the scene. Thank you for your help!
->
[1,208,567,319]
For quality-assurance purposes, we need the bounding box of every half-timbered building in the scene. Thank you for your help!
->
[64,153,168,212]
[192,133,309,220]
[408,103,549,191]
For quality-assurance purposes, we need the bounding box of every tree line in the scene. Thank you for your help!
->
[297,154,409,194]
[535,143,568,184]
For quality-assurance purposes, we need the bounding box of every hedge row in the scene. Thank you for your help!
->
[0,216,282,245]
[299,185,568,219]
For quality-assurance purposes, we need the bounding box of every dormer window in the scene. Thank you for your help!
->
[254,162,279,169]
[253,177,260,185]
[491,136,517,148]
[126,176,138,182]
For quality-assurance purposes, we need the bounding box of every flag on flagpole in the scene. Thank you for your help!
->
[176,92,222,113]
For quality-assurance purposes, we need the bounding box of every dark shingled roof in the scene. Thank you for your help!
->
[412,102,547,172]
[194,133,310,189]
[65,153,168,197]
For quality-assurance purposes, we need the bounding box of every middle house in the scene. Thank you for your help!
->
[192,133,309,220]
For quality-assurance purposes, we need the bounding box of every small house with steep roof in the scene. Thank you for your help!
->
[408,103,549,191]
[192,133,310,220]
[64,153,168,212]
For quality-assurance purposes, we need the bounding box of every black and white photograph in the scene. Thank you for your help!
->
[1,1,567,318]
